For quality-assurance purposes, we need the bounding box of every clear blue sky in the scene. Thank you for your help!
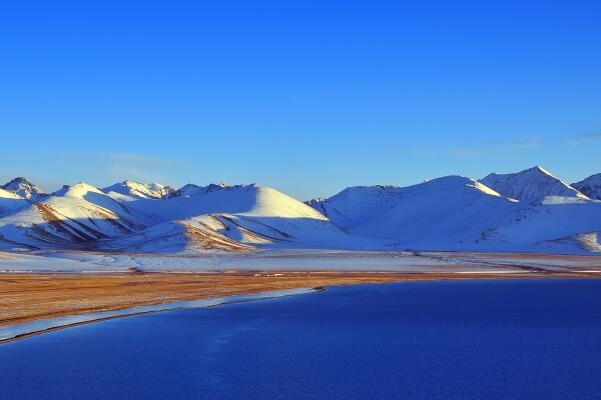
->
[1,1,600,199]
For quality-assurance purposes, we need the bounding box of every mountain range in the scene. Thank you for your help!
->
[0,166,600,255]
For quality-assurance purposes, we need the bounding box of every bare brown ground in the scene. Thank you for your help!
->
[1,269,598,330]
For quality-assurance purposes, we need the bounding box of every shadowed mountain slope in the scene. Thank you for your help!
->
[572,173,601,200]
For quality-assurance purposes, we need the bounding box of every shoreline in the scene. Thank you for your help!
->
[2,269,600,344]
[0,287,321,344]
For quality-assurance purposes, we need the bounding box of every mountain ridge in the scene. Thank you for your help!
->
[0,166,600,255]
[479,166,587,201]
[572,173,601,200]
[102,180,177,200]
[1,177,47,201]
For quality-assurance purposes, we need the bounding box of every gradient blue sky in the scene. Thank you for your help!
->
[1,1,600,199]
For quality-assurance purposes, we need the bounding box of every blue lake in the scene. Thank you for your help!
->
[2,279,601,399]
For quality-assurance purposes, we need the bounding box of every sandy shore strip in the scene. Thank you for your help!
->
[1,269,600,344]
[0,287,318,343]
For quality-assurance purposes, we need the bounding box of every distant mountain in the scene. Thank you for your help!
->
[356,176,601,253]
[572,173,601,200]
[0,182,150,250]
[102,184,366,253]
[305,185,406,229]
[1,177,46,201]
[308,171,601,254]
[0,168,600,254]
[102,180,177,200]
[175,183,203,197]
[480,166,587,201]
[0,182,367,253]
[335,176,517,247]
[174,182,235,197]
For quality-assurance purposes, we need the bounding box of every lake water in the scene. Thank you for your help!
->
[2,279,601,399]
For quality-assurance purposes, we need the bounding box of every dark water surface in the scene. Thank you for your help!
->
[2,279,601,400]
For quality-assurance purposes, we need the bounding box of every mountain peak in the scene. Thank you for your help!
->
[5,177,32,185]
[103,180,176,200]
[174,182,241,197]
[522,165,556,177]
[480,166,587,201]
[206,182,231,191]
[1,177,46,200]
[55,182,104,198]
[306,184,406,228]
[572,173,601,200]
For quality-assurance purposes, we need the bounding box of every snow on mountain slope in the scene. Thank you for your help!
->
[0,188,22,200]
[109,184,329,222]
[103,184,381,253]
[100,218,257,253]
[1,177,47,200]
[349,176,519,248]
[343,178,601,254]
[175,184,202,197]
[0,183,151,250]
[306,186,407,229]
[102,180,176,200]
[174,182,231,197]
[572,173,601,200]
[1,169,601,255]
[0,188,29,218]
[491,196,601,253]
[48,183,152,231]
[536,232,601,253]
[480,166,587,201]
[0,182,375,253]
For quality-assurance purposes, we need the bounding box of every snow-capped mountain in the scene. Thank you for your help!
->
[0,182,150,250]
[307,167,601,254]
[102,180,177,200]
[0,167,600,255]
[479,166,587,201]
[103,184,366,253]
[572,173,601,200]
[344,177,601,253]
[174,182,232,197]
[1,177,46,201]
[174,183,203,197]
[305,185,407,229]
[0,181,364,253]
[328,176,518,248]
